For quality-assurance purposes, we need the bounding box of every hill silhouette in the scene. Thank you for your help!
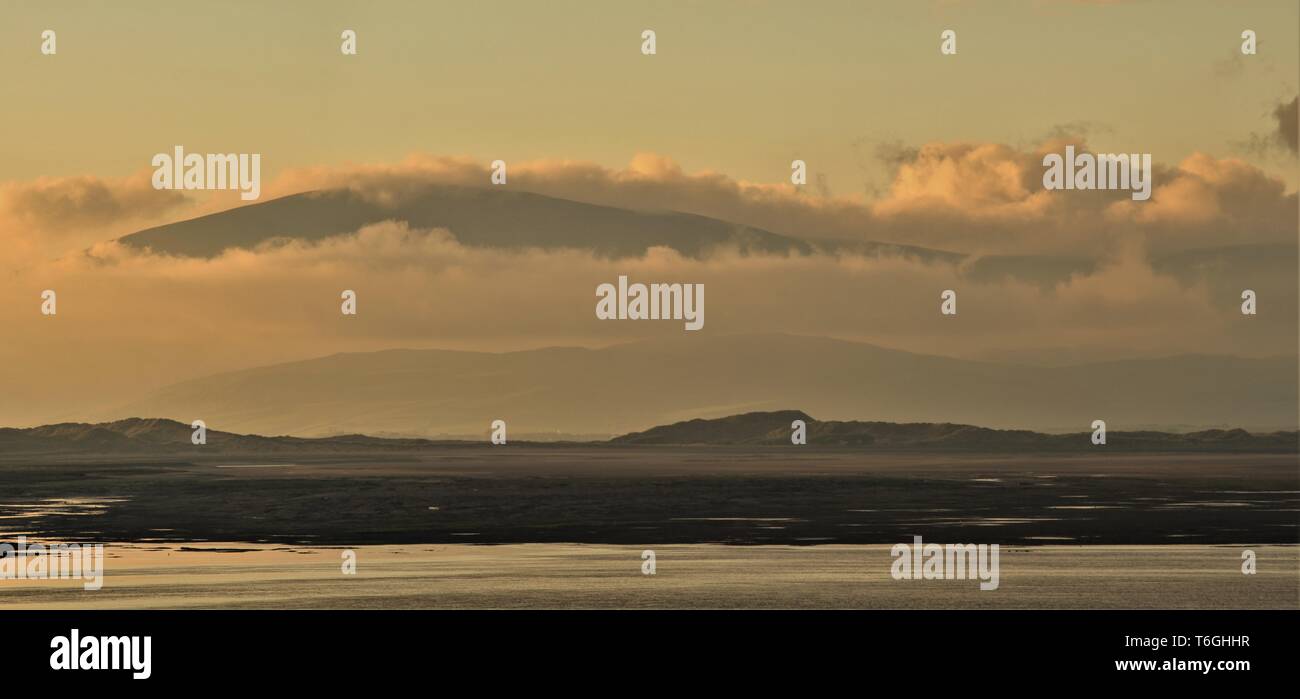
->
[117,184,956,261]
[611,410,1297,451]
[2,413,1294,458]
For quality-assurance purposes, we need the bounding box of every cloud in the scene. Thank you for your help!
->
[8,137,1287,266]
[1107,152,1296,243]
[1274,96,1298,154]
[868,141,1053,221]
[1,143,1294,425]
[2,220,1292,427]
[0,172,190,263]
[1236,96,1299,160]
[253,140,1296,257]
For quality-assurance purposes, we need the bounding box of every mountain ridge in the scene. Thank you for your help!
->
[117,185,957,261]
[611,410,1296,450]
[2,412,1294,457]
[105,332,1298,437]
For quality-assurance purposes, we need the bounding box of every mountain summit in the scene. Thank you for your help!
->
[118,185,817,258]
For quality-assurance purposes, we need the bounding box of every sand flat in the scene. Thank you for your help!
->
[1,543,1295,610]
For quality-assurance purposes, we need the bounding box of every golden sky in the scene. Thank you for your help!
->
[0,0,1297,429]
[0,0,1296,191]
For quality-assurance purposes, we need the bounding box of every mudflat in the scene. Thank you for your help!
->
[0,448,1295,546]
[1,543,1294,609]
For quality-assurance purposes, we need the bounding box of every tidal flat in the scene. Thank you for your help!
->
[1,543,1294,609]
[0,448,1295,546]
[1,447,1295,609]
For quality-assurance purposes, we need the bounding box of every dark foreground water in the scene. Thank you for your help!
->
[0,448,1295,546]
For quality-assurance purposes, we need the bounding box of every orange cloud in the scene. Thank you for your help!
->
[249,143,1296,257]
[0,172,189,263]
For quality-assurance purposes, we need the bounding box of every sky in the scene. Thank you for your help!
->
[0,0,1297,428]
[0,0,1296,193]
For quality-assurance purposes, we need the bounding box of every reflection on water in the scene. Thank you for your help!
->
[1,543,1295,610]
[671,517,802,522]
[0,497,128,541]
[903,517,1062,527]
[0,497,126,520]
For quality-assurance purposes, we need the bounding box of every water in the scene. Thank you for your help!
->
[2,543,1295,610]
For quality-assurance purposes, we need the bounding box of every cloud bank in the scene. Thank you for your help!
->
[2,139,1294,426]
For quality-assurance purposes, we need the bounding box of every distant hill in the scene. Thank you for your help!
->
[0,417,463,458]
[115,185,1296,297]
[110,333,1298,437]
[2,413,1294,458]
[116,184,954,261]
[612,410,1298,451]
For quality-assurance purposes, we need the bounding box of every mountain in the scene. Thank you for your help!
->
[115,185,1297,295]
[116,185,954,261]
[109,333,1298,437]
[0,417,464,458]
[612,410,1298,451]
[4,413,1293,458]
